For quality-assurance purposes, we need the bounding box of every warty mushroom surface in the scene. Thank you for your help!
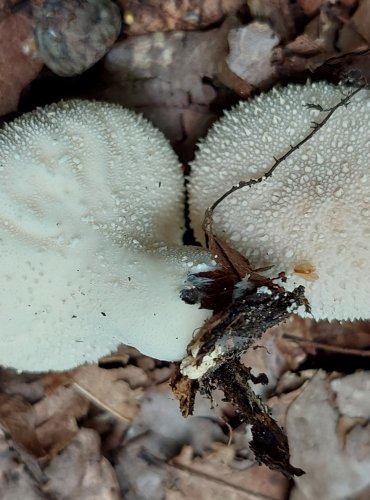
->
[189,82,370,321]
[0,100,213,371]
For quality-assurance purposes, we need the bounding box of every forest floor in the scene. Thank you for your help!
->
[1,1,370,499]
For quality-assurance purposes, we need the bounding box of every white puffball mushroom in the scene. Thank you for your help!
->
[189,81,370,321]
[2,100,184,246]
[0,100,213,371]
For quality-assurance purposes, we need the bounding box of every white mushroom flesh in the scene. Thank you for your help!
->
[1,99,185,247]
[190,82,370,321]
[0,100,212,371]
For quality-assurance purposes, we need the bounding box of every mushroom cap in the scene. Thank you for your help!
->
[1,99,184,246]
[189,82,370,321]
[0,100,212,371]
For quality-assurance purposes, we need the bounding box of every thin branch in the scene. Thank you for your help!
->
[203,85,365,237]
[324,47,370,66]
[283,334,370,357]
[72,381,132,423]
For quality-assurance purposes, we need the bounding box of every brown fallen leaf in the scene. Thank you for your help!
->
[72,364,141,422]
[36,414,79,459]
[0,11,43,117]
[336,414,367,449]
[0,429,45,500]
[114,385,225,497]
[331,371,370,419]
[114,364,149,389]
[92,24,234,161]
[271,0,370,82]
[277,316,370,371]
[32,385,89,457]
[349,0,370,44]
[33,385,89,426]
[43,428,120,499]
[217,57,255,98]
[0,393,45,458]
[0,369,44,403]
[298,0,321,17]
[247,0,300,41]
[40,370,75,395]
[221,0,370,94]
[226,21,280,89]
[118,0,244,35]
[287,370,370,499]
[167,444,289,500]
[181,233,281,314]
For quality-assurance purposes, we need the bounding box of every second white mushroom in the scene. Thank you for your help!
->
[189,82,370,321]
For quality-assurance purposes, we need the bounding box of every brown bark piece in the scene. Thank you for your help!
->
[171,369,198,417]
[210,362,304,477]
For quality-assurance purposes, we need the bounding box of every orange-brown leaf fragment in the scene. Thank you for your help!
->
[171,369,198,417]
[293,259,319,282]
[207,232,277,289]
[40,370,75,395]
[207,232,252,280]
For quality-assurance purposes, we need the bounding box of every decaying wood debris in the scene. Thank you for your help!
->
[172,233,307,477]
[172,83,365,477]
